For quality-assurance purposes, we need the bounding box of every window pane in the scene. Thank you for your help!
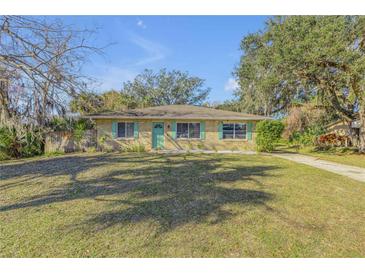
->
[117,122,125,138]
[126,123,134,138]
[235,123,246,139]
[189,123,200,139]
[223,123,234,139]
[177,123,188,138]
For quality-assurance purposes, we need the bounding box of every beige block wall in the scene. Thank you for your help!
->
[45,130,96,153]
[96,119,256,151]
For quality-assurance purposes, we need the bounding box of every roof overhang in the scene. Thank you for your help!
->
[325,119,361,129]
[84,115,271,121]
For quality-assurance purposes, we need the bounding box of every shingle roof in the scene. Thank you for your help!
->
[84,105,271,121]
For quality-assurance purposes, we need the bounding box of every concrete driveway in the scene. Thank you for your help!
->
[271,153,365,183]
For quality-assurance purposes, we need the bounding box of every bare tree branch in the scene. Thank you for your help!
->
[0,15,103,126]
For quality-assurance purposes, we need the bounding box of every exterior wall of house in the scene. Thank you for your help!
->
[95,119,257,151]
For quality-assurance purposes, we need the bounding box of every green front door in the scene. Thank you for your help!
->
[152,122,164,149]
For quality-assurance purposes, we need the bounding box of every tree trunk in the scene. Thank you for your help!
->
[0,82,11,124]
[359,109,365,153]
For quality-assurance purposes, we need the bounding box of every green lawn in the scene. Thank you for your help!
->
[1,152,365,257]
[278,145,365,169]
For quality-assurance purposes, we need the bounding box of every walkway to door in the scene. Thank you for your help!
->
[271,152,365,183]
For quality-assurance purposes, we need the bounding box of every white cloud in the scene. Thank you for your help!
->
[129,34,170,66]
[95,65,137,91]
[224,78,239,92]
[136,19,146,29]
[84,26,171,92]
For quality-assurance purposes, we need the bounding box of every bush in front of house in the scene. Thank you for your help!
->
[73,119,88,145]
[256,120,284,152]
[282,103,331,150]
[288,125,325,148]
[0,117,95,160]
[0,124,44,159]
[122,143,146,153]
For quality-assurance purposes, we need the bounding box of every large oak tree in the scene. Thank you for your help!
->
[235,16,365,151]
[121,69,210,107]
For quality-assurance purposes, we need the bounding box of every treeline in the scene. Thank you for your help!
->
[70,68,210,114]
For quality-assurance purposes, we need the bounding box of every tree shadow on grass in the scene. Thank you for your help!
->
[84,182,273,234]
[0,153,163,189]
[1,153,279,233]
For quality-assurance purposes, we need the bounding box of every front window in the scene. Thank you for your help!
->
[223,123,246,139]
[177,122,200,139]
[117,122,134,138]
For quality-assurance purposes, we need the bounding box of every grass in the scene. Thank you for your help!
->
[1,152,365,257]
[44,150,65,157]
[278,145,365,169]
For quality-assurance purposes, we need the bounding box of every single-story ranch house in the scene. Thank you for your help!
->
[85,105,271,151]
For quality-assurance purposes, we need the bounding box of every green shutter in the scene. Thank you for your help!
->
[247,122,253,141]
[171,121,177,139]
[112,121,117,139]
[218,122,223,140]
[134,122,139,139]
[200,121,206,139]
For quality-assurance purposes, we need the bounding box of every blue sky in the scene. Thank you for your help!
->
[60,16,268,103]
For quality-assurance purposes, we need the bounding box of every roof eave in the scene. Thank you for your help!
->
[84,115,271,121]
